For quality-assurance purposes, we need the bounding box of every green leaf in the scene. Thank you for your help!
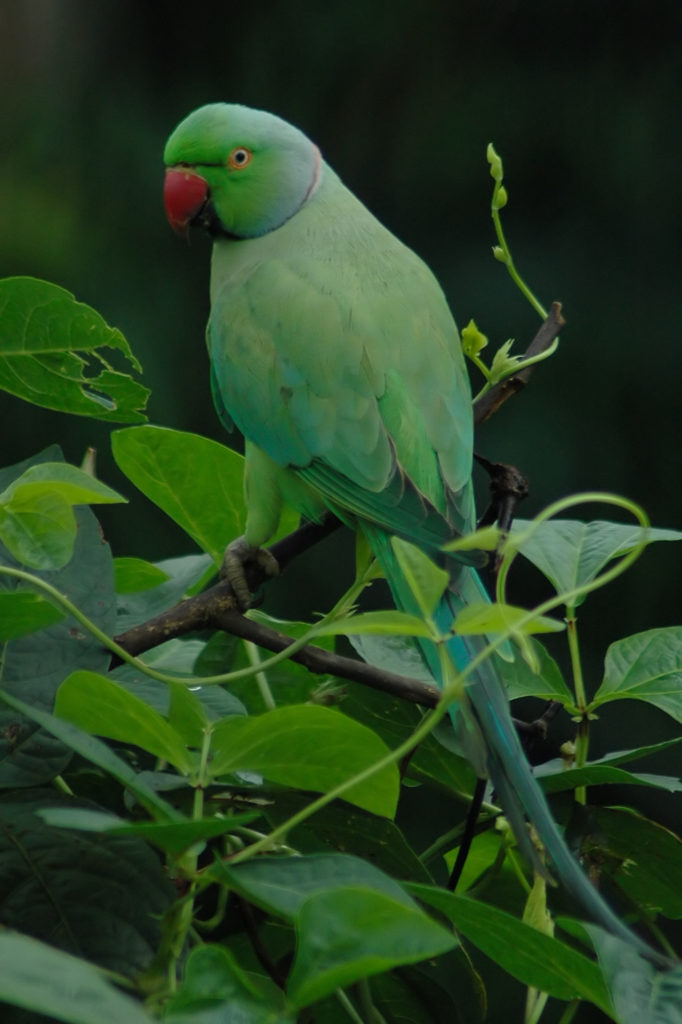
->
[512,519,682,608]
[348,631,434,684]
[287,886,457,1008]
[168,681,211,749]
[453,601,565,636]
[391,536,449,618]
[495,639,574,704]
[591,737,682,767]
[587,807,682,920]
[38,806,260,856]
[113,556,171,593]
[0,485,77,570]
[313,608,433,639]
[0,689,181,822]
[0,276,148,421]
[55,671,195,775]
[217,852,419,919]
[535,759,682,795]
[341,678,476,796]
[0,461,125,569]
[442,525,501,553]
[116,553,214,633]
[112,650,246,722]
[0,930,154,1023]
[164,944,295,1023]
[442,830,508,893]
[0,791,174,978]
[0,591,65,639]
[584,926,682,1024]
[592,627,682,722]
[0,461,124,507]
[112,425,246,564]
[208,705,399,817]
[0,448,116,786]
[261,799,435,884]
[407,885,613,1015]
[354,954,484,1024]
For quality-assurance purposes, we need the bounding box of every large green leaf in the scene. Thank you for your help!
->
[0,689,181,822]
[55,670,195,775]
[0,276,148,421]
[495,638,574,704]
[585,926,682,1024]
[512,519,682,607]
[112,425,246,564]
[287,886,457,1009]
[0,790,174,977]
[38,806,259,857]
[314,608,434,639]
[407,885,613,1015]
[217,852,418,919]
[0,930,153,1024]
[551,766,682,794]
[0,462,124,570]
[352,954,484,1024]
[391,536,449,619]
[0,591,65,640]
[261,797,434,883]
[535,754,682,795]
[586,807,682,920]
[592,627,682,722]
[208,705,399,817]
[341,680,477,796]
[113,556,171,593]
[164,944,295,1023]
[453,601,564,637]
[0,448,116,787]
[116,553,214,633]
[111,646,246,722]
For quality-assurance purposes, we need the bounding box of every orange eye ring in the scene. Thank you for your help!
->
[228,147,252,170]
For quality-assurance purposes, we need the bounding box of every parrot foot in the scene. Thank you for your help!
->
[221,536,280,609]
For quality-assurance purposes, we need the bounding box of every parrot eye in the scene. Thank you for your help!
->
[228,147,252,170]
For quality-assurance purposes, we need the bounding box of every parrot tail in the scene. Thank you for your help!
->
[361,524,669,966]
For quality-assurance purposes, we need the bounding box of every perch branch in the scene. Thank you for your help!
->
[473,301,565,424]
[114,306,566,735]
[114,570,441,709]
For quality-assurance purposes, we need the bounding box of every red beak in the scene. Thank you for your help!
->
[164,168,209,236]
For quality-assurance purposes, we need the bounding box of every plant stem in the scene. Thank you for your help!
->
[490,186,547,320]
[244,639,276,710]
[335,988,367,1024]
[525,986,549,1024]
[566,605,588,804]
[557,1000,581,1024]
[356,978,388,1024]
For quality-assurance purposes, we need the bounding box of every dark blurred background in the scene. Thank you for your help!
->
[1,1,680,792]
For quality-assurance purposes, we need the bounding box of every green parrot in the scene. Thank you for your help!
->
[163,103,665,963]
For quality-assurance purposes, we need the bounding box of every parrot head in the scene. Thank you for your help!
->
[164,103,321,239]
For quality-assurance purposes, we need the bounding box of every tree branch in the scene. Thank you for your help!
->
[113,571,441,708]
[113,306,566,732]
[473,301,565,425]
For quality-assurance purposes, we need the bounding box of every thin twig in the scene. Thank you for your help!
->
[473,302,565,424]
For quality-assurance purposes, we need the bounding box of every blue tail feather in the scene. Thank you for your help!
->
[361,524,669,966]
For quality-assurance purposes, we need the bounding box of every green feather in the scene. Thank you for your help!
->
[164,104,670,965]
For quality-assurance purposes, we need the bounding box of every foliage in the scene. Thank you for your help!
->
[0,184,681,1024]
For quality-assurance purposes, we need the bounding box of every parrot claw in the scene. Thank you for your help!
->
[221,535,280,609]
